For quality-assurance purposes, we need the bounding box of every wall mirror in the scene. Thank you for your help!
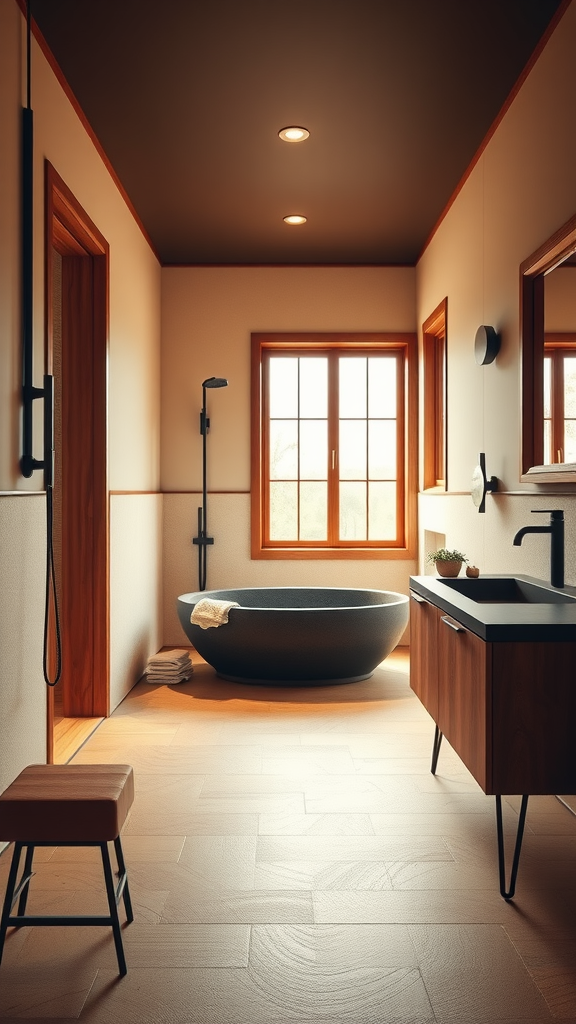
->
[521,211,576,482]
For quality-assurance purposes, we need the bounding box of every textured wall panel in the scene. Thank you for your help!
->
[110,494,163,710]
[0,496,47,792]
[419,491,576,586]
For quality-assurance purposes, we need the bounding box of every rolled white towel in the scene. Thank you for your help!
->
[191,597,240,629]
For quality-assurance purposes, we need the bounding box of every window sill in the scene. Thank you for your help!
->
[252,546,417,561]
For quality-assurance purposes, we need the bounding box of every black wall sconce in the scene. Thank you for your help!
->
[193,376,228,591]
[474,325,500,365]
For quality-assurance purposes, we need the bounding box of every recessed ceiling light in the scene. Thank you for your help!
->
[283,215,307,225]
[278,126,310,143]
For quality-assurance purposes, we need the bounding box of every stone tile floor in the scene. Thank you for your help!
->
[1,649,576,1022]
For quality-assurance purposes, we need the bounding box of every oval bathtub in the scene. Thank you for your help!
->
[176,587,408,685]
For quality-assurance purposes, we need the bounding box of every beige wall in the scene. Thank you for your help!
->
[161,266,416,644]
[416,2,576,580]
[0,495,46,793]
[0,0,163,789]
[161,266,416,491]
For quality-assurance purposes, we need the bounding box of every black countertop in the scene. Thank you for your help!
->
[409,573,576,642]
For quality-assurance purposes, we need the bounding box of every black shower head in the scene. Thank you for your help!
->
[202,377,228,388]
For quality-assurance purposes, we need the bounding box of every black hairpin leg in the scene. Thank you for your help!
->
[495,794,529,900]
[431,725,443,774]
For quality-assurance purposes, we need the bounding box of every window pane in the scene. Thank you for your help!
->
[368,482,396,540]
[339,421,366,479]
[270,358,298,417]
[565,420,576,462]
[270,421,298,479]
[564,357,576,417]
[339,481,367,540]
[269,481,298,539]
[543,357,551,419]
[544,419,552,465]
[339,358,367,417]
[368,357,396,417]
[300,358,328,418]
[300,420,327,479]
[300,482,327,540]
[369,420,396,479]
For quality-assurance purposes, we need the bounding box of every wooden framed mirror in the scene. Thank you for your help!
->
[521,211,576,482]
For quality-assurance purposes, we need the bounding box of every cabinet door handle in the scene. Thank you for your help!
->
[410,592,426,604]
[440,615,465,633]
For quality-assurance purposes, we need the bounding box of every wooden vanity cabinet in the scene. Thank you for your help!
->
[409,589,576,796]
[437,611,490,791]
[408,593,439,720]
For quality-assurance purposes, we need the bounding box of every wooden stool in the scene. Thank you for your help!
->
[0,764,134,976]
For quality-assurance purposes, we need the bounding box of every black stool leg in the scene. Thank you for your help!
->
[17,845,35,916]
[114,837,133,924]
[100,842,127,976]
[0,843,23,966]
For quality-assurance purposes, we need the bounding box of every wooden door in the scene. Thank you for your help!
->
[45,162,109,745]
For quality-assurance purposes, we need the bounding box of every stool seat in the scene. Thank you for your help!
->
[0,764,135,976]
[0,764,134,843]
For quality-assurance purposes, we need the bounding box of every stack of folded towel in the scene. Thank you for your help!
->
[144,649,193,684]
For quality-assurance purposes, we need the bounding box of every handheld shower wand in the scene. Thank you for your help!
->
[193,377,228,590]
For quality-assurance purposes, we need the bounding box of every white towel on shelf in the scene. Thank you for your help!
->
[191,598,240,629]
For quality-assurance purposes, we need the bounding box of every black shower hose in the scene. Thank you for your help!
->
[43,482,62,687]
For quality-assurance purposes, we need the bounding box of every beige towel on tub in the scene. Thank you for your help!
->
[191,598,240,629]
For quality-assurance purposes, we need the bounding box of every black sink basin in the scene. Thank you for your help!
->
[438,577,576,604]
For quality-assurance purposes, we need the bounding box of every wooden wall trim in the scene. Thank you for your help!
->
[163,262,415,269]
[108,491,251,496]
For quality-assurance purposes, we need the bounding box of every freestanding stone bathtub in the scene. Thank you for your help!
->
[176,587,408,685]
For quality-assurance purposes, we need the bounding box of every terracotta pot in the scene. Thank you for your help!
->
[435,559,462,578]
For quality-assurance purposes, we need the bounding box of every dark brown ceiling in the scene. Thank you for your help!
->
[31,0,565,265]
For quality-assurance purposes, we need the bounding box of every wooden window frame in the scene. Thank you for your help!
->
[422,298,447,490]
[520,211,576,481]
[251,332,417,560]
[544,334,576,465]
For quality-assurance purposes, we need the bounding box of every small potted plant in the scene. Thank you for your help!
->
[426,547,468,578]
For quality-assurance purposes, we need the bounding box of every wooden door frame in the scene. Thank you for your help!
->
[45,161,109,759]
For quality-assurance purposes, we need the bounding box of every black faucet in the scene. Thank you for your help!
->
[512,509,564,588]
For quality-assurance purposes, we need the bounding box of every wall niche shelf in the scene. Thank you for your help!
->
[521,463,576,484]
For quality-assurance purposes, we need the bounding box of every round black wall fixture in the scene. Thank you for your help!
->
[474,325,500,365]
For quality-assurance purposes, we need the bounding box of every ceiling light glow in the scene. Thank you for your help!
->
[283,215,307,225]
[279,126,310,143]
